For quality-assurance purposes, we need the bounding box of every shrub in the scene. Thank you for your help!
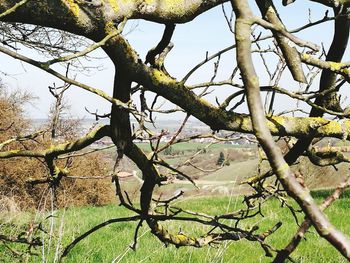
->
[0,84,115,210]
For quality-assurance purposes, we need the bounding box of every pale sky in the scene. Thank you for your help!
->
[1,1,345,120]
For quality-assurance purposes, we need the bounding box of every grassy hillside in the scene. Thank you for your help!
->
[1,194,350,262]
[135,142,254,153]
[202,159,259,181]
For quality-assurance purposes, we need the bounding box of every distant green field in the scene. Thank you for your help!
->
[1,194,350,262]
[135,142,255,153]
[202,159,259,181]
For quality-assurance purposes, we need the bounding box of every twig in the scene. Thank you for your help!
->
[59,216,141,261]
[0,0,30,18]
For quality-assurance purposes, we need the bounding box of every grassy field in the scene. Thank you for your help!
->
[1,191,350,263]
[135,142,255,153]
[201,159,259,181]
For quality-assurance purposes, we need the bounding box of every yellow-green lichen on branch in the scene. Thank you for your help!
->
[162,0,199,13]
[270,116,286,125]
[106,0,134,13]
[53,165,68,178]
[63,0,80,17]
[152,69,177,85]
[104,20,116,34]
[318,120,342,135]
[329,61,341,71]
[301,53,310,60]
[266,115,286,134]
[235,114,253,131]
[152,222,198,247]
[107,0,119,12]
[250,76,259,86]
[341,67,350,76]
[139,0,201,16]
[301,53,350,78]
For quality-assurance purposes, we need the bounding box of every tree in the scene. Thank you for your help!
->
[217,151,225,166]
[0,0,350,261]
[163,145,173,155]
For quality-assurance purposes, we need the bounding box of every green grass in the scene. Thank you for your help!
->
[311,188,350,199]
[135,142,254,153]
[202,159,259,181]
[1,195,350,262]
